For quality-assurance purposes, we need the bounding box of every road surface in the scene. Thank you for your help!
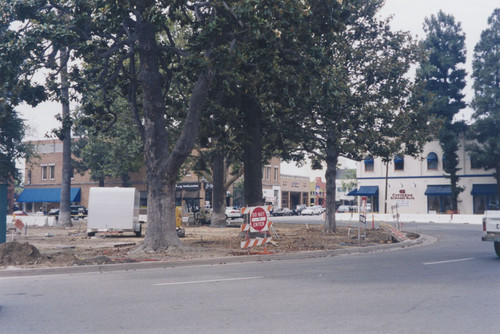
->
[1,223,499,333]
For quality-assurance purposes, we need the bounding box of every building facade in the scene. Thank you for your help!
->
[309,177,326,206]
[280,174,309,209]
[18,141,361,213]
[18,140,283,213]
[262,157,282,208]
[353,139,498,214]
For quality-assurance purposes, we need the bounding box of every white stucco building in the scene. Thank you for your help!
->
[352,139,498,215]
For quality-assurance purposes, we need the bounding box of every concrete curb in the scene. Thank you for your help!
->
[0,234,430,278]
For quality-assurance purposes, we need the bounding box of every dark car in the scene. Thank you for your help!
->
[272,208,292,216]
[292,204,307,215]
[49,205,88,218]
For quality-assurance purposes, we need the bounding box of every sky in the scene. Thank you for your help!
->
[16,0,500,178]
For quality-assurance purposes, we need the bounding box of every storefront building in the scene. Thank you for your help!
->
[309,177,326,206]
[353,139,498,214]
[280,174,309,209]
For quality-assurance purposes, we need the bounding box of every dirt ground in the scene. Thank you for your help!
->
[0,220,411,269]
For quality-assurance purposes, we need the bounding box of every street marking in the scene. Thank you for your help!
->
[153,276,263,286]
[423,258,474,265]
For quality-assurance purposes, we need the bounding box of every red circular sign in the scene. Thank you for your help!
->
[250,207,268,231]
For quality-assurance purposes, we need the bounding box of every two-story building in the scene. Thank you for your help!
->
[17,140,281,214]
[352,139,498,214]
[280,174,309,209]
[309,177,326,206]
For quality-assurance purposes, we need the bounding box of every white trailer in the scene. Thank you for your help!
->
[87,187,142,237]
[481,210,500,257]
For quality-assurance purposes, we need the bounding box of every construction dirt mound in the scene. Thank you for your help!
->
[0,241,45,266]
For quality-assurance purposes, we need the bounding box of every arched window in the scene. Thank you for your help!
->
[427,152,438,170]
[394,155,404,171]
[364,155,374,172]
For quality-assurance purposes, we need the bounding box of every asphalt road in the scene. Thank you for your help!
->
[1,222,499,333]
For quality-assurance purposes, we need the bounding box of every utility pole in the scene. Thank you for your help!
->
[0,183,7,244]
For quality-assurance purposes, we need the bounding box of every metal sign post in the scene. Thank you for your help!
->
[359,196,367,246]
[0,183,7,244]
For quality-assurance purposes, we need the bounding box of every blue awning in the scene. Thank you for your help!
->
[425,185,451,196]
[17,188,81,203]
[347,189,358,196]
[471,184,498,196]
[356,186,378,196]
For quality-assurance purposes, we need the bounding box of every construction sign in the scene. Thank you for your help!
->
[240,206,275,250]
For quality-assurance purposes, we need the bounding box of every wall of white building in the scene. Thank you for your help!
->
[356,139,498,215]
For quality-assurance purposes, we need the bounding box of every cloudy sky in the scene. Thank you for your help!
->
[16,1,500,176]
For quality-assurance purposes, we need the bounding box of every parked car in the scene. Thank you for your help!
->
[301,206,321,215]
[337,205,351,213]
[272,208,292,216]
[292,204,307,215]
[225,207,242,219]
[313,205,325,213]
[48,205,88,218]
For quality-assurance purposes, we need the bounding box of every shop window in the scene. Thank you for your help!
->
[427,152,438,170]
[473,195,499,214]
[427,195,453,213]
[364,155,374,172]
[394,155,404,171]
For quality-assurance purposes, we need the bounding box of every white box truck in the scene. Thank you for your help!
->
[87,187,142,237]
[482,210,500,257]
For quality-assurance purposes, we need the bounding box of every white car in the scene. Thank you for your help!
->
[313,205,325,213]
[225,207,242,219]
[301,206,321,215]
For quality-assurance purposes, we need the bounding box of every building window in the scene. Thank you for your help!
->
[27,170,32,185]
[427,152,438,170]
[364,155,374,171]
[266,167,271,180]
[41,164,55,180]
[274,167,279,181]
[394,155,404,171]
[427,195,453,213]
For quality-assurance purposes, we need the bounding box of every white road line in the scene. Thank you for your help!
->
[153,276,263,286]
[423,258,474,265]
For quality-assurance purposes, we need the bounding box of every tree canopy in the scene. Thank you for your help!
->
[1,0,441,249]
[298,0,431,232]
[417,10,467,212]
[468,8,500,194]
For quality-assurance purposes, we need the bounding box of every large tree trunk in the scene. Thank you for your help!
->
[440,126,461,212]
[134,16,213,251]
[242,95,263,207]
[210,151,227,227]
[324,138,338,233]
[58,46,72,227]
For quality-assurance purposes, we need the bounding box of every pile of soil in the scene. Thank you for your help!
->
[1,220,411,269]
[0,242,44,266]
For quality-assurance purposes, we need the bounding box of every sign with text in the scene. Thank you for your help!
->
[250,207,268,231]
